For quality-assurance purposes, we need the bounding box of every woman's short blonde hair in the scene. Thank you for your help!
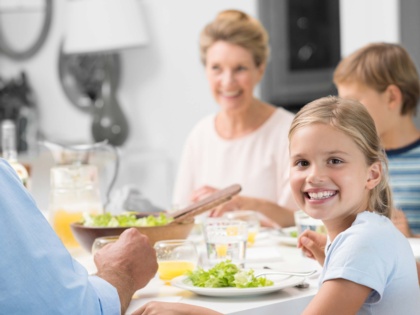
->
[199,9,269,67]
[333,42,420,115]
[289,96,393,218]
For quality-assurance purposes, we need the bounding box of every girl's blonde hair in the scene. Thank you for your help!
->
[289,96,393,218]
[199,9,269,67]
[333,42,420,115]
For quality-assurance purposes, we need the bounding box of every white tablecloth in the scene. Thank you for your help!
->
[74,231,320,315]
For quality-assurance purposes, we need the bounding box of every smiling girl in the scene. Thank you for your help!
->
[134,97,420,315]
[290,96,420,314]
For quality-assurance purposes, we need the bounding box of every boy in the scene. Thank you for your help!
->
[334,42,420,237]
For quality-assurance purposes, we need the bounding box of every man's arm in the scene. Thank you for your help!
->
[0,159,157,314]
[0,159,119,313]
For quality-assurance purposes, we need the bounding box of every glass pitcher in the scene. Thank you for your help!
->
[42,140,119,248]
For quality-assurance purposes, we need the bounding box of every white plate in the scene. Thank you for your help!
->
[170,274,304,297]
[272,227,299,246]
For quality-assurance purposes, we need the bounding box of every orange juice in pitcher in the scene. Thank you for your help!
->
[43,140,119,249]
[52,210,84,248]
[50,165,102,248]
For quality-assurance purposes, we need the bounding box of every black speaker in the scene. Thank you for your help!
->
[258,0,340,112]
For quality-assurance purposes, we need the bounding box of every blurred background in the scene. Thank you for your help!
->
[0,0,419,212]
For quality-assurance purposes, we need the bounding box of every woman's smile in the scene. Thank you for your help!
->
[219,89,242,99]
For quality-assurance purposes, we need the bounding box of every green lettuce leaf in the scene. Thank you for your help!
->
[82,212,173,227]
[186,260,273,288]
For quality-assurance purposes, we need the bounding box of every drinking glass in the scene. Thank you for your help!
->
[224,210,260,246]
[294,210,327,236]
[203,219,248,267]
[91,236,119,255]
[154,239,198,283]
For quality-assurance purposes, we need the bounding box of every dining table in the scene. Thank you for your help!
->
[73,227,320,315]
[72,228,420,315]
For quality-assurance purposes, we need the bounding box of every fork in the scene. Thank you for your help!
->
[255,269,317,278]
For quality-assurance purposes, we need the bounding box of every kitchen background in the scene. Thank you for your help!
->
[0,0,419,212]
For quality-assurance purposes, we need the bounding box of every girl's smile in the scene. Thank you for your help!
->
[305,189,338,202]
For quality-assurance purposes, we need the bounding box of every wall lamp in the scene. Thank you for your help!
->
[59,0,148,146]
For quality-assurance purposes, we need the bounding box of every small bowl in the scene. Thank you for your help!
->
[70,220,195,253]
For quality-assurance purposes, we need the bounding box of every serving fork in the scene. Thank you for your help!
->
[255,269,317,278]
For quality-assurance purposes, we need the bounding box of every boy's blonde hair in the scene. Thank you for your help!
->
[333,42,420,115]
[199,9,269,67]
[289,96,393,218]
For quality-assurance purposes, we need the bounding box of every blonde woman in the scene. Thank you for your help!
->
[172,10,297,227]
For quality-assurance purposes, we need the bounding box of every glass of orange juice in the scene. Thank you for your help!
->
[154,240,198,283]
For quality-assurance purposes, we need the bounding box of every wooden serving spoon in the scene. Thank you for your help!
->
[169,184,242,224]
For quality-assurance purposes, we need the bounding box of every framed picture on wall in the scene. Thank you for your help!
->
[258,0,340,112]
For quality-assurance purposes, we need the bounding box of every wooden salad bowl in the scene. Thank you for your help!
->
[70,184,241,252]
[70,220,195,252]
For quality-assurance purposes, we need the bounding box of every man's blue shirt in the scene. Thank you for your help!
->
[0,159,120,314]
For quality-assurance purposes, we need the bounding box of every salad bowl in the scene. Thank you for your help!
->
[70,219,194,252]
[70,184,242,253]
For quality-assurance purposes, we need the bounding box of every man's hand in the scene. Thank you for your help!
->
[297,230,327,266]
[95,228,158,313]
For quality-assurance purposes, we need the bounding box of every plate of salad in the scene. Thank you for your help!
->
[170,261,304,297]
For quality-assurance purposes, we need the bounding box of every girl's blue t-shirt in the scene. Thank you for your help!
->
[320,211,420,314]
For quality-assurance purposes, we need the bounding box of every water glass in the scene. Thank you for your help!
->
[91,236,119,255]
[224,210,260,246]
[294,210,327,236]
[154,239,198,283]
[203,219,248,266]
